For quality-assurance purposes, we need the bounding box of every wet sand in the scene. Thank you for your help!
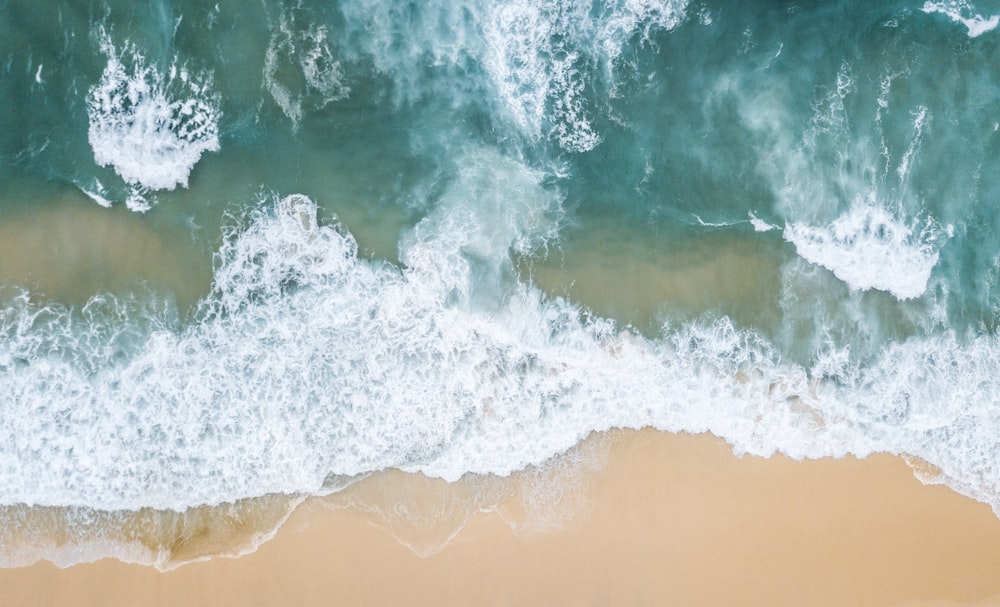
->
[3,429,1000,606]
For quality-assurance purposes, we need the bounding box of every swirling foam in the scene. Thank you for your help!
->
[87,32,220,201]
[482,0,688,151]
[264,10,350,130]
[340,0,688,151]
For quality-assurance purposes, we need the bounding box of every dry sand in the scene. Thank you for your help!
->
[3,429,1000,606]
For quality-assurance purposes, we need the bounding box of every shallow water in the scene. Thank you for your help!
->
[4,0,1000,567]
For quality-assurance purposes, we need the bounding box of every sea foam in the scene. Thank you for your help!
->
[922,0,1000,37]
[733,57,949,301]
[2,150,1000,528]
[783,204,945,300]
[340,0,688,152]
[482,0,688,151]
[264,8,349,130]
[87,32,220,202]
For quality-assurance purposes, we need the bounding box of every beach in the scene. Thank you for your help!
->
[4,429,1000,607]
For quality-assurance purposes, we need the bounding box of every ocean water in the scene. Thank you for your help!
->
[3,0,1000,568]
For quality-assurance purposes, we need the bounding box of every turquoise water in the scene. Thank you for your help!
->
[4,0,1000,566]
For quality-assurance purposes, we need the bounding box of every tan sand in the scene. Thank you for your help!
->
[3,429,1000,606]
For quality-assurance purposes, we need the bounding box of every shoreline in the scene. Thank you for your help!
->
[4,429,1000,606]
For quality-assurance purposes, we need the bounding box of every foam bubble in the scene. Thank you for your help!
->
[922,0,999,38]
[87,32,220,196]
[783,204,945,300]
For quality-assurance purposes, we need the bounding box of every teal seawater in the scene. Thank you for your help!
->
[3,0,1000,565]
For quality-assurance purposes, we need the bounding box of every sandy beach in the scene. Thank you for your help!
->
[3,429,1000,606]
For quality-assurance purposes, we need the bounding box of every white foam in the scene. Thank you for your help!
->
[734,56,950,303]
[897,106,929,183]
[783,204,945,300]
[342,0,688,152]
[922,0,999,37]
[78,180,112,208]
[481,0,555,142]
[3,152,1000,562]
[696,5,714,26]
[264,11,349,130]
[87,32,220,195]
[749,211,778,232]
[483,0,687,152]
